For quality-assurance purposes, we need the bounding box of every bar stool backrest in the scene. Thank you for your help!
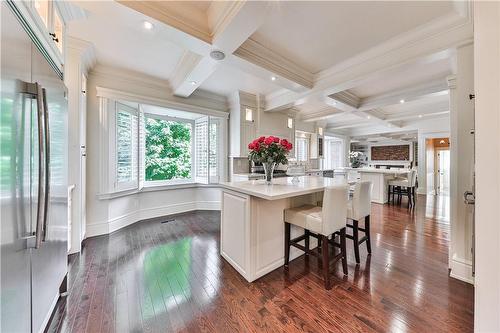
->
[321,185,349,236]
[409,170,418,187]
[352,181,373,220]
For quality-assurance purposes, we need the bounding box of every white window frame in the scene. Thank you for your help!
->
[142,113,195,187]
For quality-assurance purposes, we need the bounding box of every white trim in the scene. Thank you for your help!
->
[86,200,221,237]
[38,291,60,333]
[96,86,229,118]
[449,254,474,284]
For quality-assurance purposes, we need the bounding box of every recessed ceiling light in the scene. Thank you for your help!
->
[271,76,277,81]
[143,21,154,30]
[190,81,197,85]
[400,99,405,104]
[332,101,337,106]
[366,115,371,119]
[418,114,423,118]
[440,139,446,144]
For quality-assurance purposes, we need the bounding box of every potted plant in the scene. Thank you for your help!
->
[349,151,364,168]
[248,136,293,184]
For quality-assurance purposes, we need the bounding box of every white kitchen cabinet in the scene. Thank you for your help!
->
[16,1,66,73]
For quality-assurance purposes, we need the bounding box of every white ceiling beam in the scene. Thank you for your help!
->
[265,10,472,111]
[171,2,271,97]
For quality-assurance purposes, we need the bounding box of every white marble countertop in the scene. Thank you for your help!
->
[220,176,351,200]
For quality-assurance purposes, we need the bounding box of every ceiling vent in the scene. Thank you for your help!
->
[210,50,226,61]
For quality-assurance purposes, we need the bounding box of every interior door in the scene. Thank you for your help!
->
[0,2,33,332]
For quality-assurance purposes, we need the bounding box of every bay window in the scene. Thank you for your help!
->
[106,99,225,194]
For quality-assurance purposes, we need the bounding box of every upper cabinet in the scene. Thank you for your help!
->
[16,0,66,73]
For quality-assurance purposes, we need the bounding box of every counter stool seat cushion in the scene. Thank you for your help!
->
[388,179,410,187]
[284,205,322,234]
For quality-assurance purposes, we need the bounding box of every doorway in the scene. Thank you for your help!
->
[436,147,450,195]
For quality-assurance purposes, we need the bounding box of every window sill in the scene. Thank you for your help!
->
[97,182,221,200]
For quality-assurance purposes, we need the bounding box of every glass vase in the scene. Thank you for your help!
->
[262,162,276,185]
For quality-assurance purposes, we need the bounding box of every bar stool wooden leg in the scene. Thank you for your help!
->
[305,229,310,255]
[387,184,391,203]
[321,235,330,289]
[353,220,360,264]
[365,215,372,254]
[284,222,291,266]
[340,228,348,275]
[407,187,411,208]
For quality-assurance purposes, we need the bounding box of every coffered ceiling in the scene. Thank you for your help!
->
[250,1,454,74]
[66,0,472,138]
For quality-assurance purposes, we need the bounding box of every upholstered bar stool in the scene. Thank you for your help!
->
[346,181,373,264]
[388,170,417,208]
[284,185,349,289]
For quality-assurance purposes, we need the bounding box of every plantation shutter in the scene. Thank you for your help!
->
[209,117,219,183]
[295,137,309,162]
[115,103,139,190]
[195,117,208,183]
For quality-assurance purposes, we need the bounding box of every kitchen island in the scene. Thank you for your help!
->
[220,176,350,282]
[335,167,411,204]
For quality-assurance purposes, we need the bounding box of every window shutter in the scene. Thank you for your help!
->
[116,103,138,189]
[195,119,208,181]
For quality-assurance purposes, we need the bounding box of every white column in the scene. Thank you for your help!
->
[447,43,475,284]
[474,2,500,331]
[64,38,94,254]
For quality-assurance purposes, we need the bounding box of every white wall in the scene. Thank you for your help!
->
[85,65,225,237]
[474,2,500,331]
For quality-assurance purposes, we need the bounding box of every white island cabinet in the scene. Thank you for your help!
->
[220,176,349,282]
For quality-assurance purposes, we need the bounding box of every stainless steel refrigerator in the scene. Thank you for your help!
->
[1,1,68,332]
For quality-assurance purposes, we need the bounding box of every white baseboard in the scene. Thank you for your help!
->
[449,254,474,284]
[86,201,221,238]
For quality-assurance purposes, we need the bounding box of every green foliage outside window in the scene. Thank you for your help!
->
[145,117,192,181]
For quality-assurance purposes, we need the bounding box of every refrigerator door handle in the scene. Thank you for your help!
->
[35,82,45,249]
[42,87,50,241]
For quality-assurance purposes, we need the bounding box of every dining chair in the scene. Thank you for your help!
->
[388,170,417,208]
[346,181,373,264]
[284,184,349,289]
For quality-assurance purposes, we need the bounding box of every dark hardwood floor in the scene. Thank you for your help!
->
[47,194,473,333]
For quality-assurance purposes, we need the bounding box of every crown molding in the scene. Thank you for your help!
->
[299,107,345,122]
[66,36,96,73]
[329,91,361,109]
[234,38,314,90]
[95,86,228,118]
[117,1,211,44]
[208,1,246,40]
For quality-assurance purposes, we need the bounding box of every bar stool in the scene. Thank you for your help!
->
[284,184,349,289]
[346,181,373,264]
[388,170,417,208]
